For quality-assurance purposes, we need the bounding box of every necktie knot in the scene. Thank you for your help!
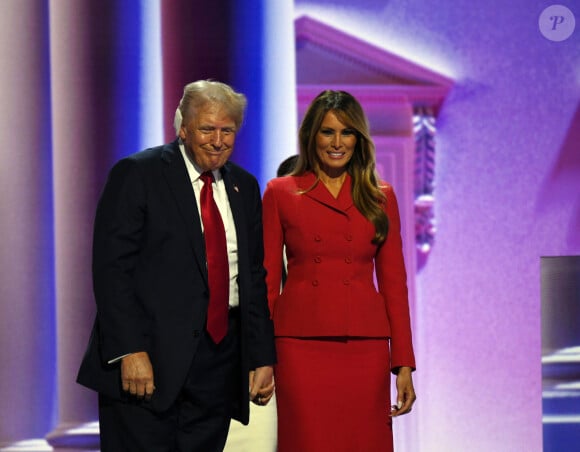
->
[200,171,215,185]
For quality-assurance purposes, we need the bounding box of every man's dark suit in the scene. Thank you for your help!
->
[77,139,276,426]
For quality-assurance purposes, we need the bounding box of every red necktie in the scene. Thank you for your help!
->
[199,171,229,343]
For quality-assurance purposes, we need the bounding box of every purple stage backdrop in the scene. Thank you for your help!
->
[0,0,579,451]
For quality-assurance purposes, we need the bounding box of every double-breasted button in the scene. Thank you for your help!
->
[314,234,322,242]
[314,256,321,263]
[343,279,350,285]
[312,280,319,286]
[345,233,353,241]
[345,257,352,264]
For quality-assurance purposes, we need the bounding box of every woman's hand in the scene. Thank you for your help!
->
[391,366,416,416]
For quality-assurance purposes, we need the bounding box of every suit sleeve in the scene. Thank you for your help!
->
[245,177,277,368]
[92,158,150,363]
[374,185,416,372]
[262,181,284,317]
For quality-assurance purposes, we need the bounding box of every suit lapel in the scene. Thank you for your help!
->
[160,141,209,285]
[221,163,246,255]
[299,172,354,213]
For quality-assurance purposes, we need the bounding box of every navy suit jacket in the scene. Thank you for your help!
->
[77,140,276,424]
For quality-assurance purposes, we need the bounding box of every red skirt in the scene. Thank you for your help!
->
[275,337,393,452]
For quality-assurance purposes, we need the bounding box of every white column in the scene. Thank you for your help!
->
[45,1,101,449]
[0,0,57,446]
[260,0,298,184]
[139,0,163,149]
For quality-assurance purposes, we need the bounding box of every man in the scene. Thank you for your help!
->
[77,80,276,451]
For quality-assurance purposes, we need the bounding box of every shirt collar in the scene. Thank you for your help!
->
[178,141,222,182]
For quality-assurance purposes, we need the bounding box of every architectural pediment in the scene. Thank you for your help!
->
[295,15,453,112]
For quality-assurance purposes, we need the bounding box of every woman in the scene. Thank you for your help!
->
[262,90,416,451]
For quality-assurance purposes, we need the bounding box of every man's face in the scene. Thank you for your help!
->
[179,102,237,172]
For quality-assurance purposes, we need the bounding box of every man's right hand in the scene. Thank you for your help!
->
[121,351,155,399]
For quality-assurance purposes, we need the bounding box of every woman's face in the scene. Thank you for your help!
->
[315,111,356,177]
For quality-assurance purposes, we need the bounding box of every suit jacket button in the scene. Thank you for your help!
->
[345,257,352,264]
[343,279,350,285]
[314,256,321,263]
[312,280,319,286]
[314,234,322,242]
[193,330,200,337]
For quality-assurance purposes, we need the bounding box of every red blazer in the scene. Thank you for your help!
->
[262,172,415,370]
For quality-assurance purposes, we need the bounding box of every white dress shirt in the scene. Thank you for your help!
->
[179,144,239,308]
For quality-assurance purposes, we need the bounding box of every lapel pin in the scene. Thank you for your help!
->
[234,185,239,192]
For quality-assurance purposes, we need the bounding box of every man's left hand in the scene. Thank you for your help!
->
[249,366,274,406]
